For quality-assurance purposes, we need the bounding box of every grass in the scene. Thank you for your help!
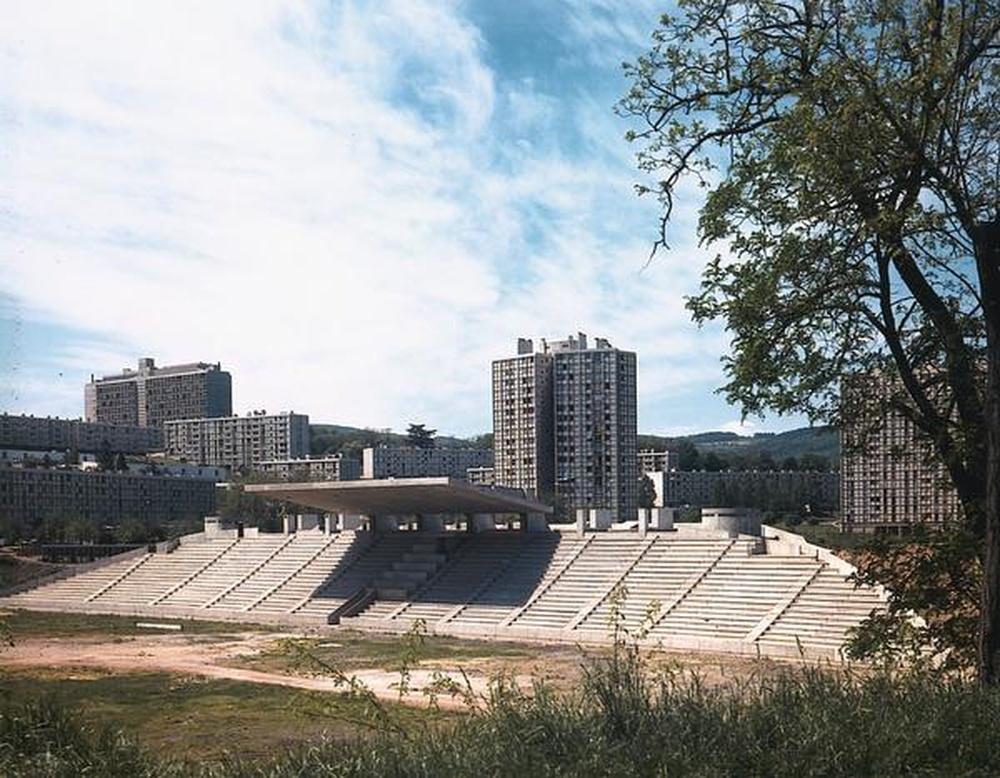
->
[0,667,457,768]
[233,627,552,673]
[1,608,276,640]
[5,653,1000,776]
[4,612,1000,775]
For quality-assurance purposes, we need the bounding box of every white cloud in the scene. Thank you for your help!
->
[0,0,780,436]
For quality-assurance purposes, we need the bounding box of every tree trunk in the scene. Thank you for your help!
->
[976,221,1000,685]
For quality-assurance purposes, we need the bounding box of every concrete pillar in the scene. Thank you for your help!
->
[282,513,295,534]
[576,508,587,536]
[637,508,648,537]
[650,507,675,531]
[590,508,613,531]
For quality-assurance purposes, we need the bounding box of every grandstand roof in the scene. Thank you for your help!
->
[245,477,553,516]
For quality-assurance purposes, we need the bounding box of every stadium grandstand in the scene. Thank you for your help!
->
[0,478,885,660]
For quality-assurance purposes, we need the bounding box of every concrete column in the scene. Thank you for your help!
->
[576,508,587,536]
[591,508,613,531]
[637,508,648,537]
[282,513,295,534]
[650,507,675,531]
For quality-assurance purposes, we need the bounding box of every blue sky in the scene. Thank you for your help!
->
[0,1,807,438]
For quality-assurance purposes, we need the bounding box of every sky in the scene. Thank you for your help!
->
[0,0,808,439]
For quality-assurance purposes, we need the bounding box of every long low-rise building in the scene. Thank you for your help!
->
[361,446,493,480]
[0,466,217,533]
[0,413,163,455]
[256,455,361,482]
[655,469,839,511]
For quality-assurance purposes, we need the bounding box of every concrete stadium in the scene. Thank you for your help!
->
[0,478,885,660]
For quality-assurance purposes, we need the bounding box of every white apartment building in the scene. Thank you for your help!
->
[638,449,678,473]
[257,454,361,482]
[493,333,638,520]
[163,412,309,472]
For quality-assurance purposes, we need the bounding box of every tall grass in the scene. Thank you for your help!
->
[0,699,158,777]
[4,654,1000,776]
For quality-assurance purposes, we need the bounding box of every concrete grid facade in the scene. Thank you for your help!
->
[0,467,217,529]
[840,372,962,533]
[85,358,232,427]
[493,334,638,520]
[638,450,678,474]
[658,470,839,510]
[256,455,361,482]
[361,446,493,480]
[163,412,309,472]
[0,414,163,455]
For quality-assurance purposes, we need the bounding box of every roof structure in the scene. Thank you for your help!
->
[245,477,553,517]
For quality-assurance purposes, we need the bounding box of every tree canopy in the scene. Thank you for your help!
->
[620,0,1000,681]
[406,423,437,450]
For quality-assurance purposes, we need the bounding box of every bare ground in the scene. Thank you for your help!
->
[1,625,808,711]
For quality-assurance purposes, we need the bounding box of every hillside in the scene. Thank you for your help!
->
[312,423,839,466]
[689,427,839,462]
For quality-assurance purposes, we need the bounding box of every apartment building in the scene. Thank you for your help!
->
[493,333,638,520]
[0,467,217,530]
[0,413,163,455]
[256,454,361,482]
[657,469,839,511]
[361,446,493,480]
[638,449,678,473]
[841,373,962,533]
[85,358,232,427]
[163,412,309,472]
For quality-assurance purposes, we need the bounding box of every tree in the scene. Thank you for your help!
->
[673,438,701,471]
[638,474,658,509]
[406,423,436,450]
[621,0,1000,681]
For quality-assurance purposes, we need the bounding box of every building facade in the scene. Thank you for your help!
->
[493,333,638,520]
[0,413,163,455]
[657,469,839,511]
[361,446,493,480]
[840,373,961,533]
[638,449,679,474]
[85,358,232,427]
[256,454,361,482]
[0,466,217,532]
[163,412,309,471]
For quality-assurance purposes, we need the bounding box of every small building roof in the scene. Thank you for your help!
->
[244,477,552,517]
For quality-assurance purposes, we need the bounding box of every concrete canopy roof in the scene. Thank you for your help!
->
[244,477,553,517]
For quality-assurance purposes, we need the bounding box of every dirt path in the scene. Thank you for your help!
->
[1,632,528,710]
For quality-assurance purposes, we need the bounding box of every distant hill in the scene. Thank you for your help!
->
[309,424,490,456]
[691,427,839,462]
[638,426,839,468]
[312,422,838,466]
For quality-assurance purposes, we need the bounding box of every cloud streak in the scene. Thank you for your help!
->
[0,1,803,437]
